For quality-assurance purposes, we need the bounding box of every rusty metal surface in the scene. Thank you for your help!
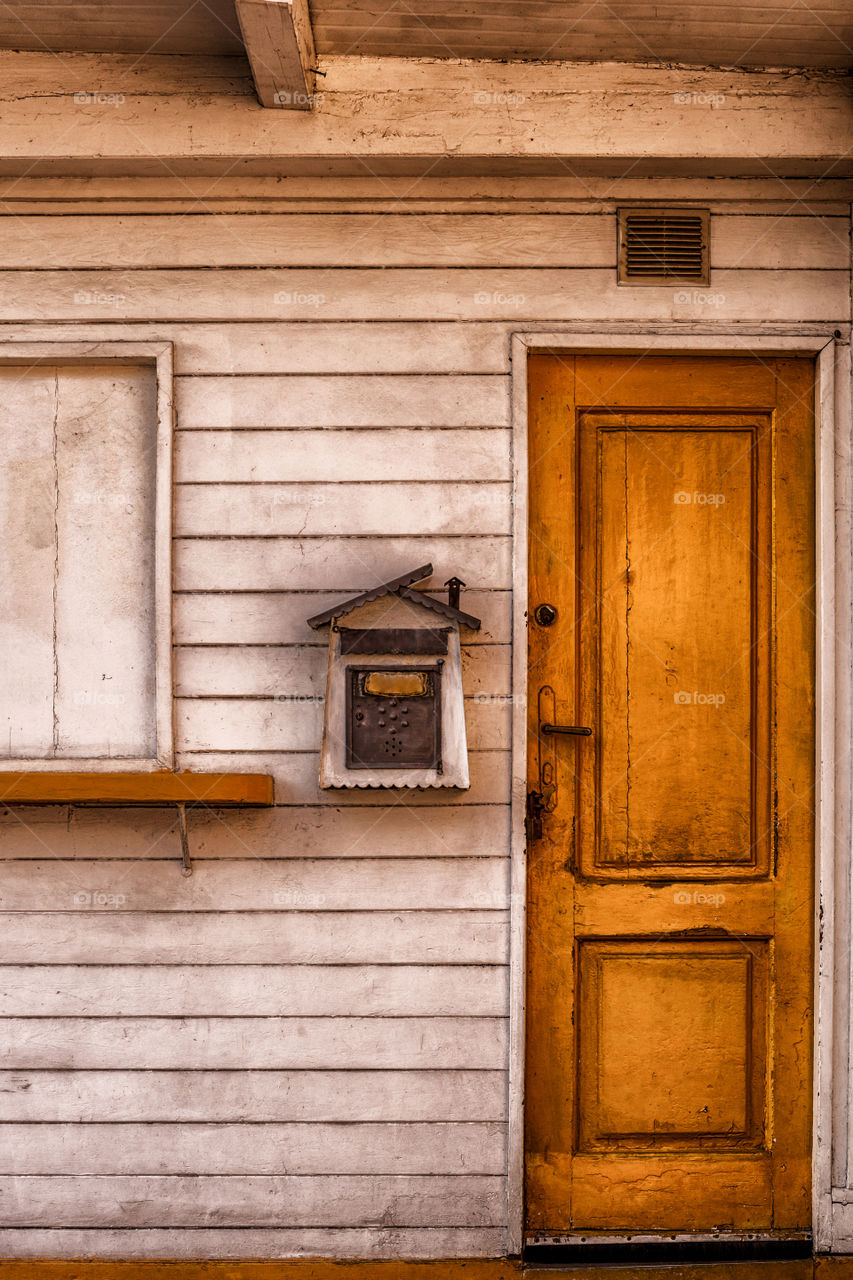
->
[338,627,450,655]
[306,564,434,629]
[346,664,442,770]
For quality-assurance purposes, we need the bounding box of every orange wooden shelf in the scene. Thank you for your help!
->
[0,770,274,806]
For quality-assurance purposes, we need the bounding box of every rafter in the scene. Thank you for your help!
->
[234,0,316,109]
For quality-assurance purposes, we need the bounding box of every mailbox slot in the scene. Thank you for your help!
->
[346,664,442,771]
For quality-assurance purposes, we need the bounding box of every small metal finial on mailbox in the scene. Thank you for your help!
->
[445,576,465,611]
[307,565,480,790]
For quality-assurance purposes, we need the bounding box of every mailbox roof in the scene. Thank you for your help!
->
[307,563,481,631]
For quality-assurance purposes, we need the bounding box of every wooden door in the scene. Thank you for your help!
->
[525,355,815,1234]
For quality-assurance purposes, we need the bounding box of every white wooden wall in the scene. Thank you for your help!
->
[0,195,849,1259]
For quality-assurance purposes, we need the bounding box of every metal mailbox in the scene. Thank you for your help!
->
[307,564,480,790]
[347,663,442,770]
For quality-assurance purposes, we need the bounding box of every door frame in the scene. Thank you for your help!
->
[507,330,852,1254]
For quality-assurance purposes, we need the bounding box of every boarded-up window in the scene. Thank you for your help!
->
[0,364,159,761]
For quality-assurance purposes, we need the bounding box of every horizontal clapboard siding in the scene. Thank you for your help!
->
[0,213,617,268]
[174,537,512,591]
[0,321,511,374]
[0,202,847,1260]
[176,429,512,482]
[0,1175,505,1227]
[173,589,511,644]
[0,1227,507,1259]
[175,482,511,537]
[0,912,508,964]
[176,375,509,428]
[0,965,508,1017]
[0,1019,507,1069]
[0,213,846,269]
[0,1122,507,1175]
[0,800,511,859]
[0,859,508,911]
[0,1070,507,1122]
[0,268,847,321]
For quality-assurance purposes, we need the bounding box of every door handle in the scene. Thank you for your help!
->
[532,688,592,839]
[541,723,592,736]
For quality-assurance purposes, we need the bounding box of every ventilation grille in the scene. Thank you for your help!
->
[618,208,710,284]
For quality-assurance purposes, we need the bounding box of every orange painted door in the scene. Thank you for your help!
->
[525,355,814,1234]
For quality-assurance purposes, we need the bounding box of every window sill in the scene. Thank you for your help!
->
[0,771,274,806]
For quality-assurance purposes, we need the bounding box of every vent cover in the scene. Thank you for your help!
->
[618,208,710,285]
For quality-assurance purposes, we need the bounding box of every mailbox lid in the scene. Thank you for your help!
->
[346,664,442,770]
[338,627,450,656]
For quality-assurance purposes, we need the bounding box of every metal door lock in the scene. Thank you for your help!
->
[526,789,546,840]
[534,603,558,627]
[527,686,593,842]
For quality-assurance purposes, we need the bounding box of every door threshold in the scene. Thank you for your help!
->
[524,1237,813,1267]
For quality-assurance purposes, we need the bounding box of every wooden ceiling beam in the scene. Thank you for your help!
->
[0,55,850,176]
[234,0,317,109]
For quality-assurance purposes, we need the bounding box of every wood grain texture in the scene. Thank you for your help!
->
[0,55,848,177]
[0,800,511,860]
[0,858,508,912]
[528,1268,814,1280]
[0,1069,507,1122]
[0,1017,507,1069]
[0,212,847,268]
[576,942,767,1149]
[175,482,511,537]
[0,1174,506,1226]
[0,321,509,375]
[0,1121,506,1175]
[0,773,273,806]
[173,589,510,646]
[2,176,849,215]
[173,538,512,592]
[526,354,814,1232]
[0,213,610,268]
[0,1243,515,1267]
[175,375,508,428]
[0,0,244,56]
[0,964,507,1017]
[0,911,508,964]
[312,0,853,69]
[0,269,846,322]
[818,1254,853,1276]
[0,365,159,763]
[175,430,511,483]
[235,0,315,110]
[579,410,770,876]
